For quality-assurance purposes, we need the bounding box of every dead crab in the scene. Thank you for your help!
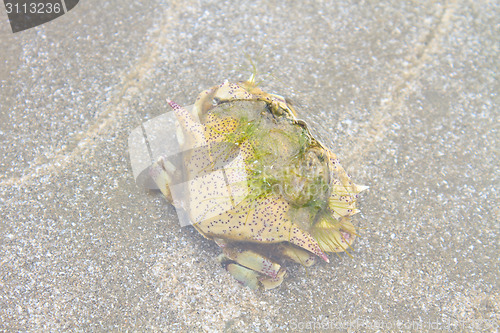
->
[150,75,366,290]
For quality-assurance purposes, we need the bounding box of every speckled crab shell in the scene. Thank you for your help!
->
[151,76,366,289]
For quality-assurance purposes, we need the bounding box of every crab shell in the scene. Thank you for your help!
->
[150,78,366,289]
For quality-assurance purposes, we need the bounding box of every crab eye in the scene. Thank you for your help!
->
[212,97,221,106]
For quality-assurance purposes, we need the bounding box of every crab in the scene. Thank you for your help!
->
[150,75,366,290]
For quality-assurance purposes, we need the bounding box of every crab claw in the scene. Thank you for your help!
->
[218,247,286,290]
[223,263,286,290]
[222,247,282,278]
[224,263,262,290]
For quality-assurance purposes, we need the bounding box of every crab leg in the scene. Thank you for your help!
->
[276,243,316,267]
[149,157,176,201]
